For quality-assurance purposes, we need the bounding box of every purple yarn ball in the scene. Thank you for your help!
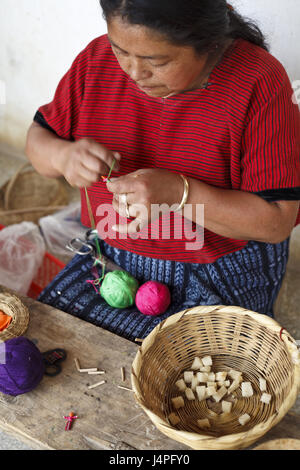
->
[136,281,171,316]
[0,337,45,396]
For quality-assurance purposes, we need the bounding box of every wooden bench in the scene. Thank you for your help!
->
[0,286,298,450]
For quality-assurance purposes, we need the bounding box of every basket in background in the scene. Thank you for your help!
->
[131,305,300,450]
[0,162,68,226]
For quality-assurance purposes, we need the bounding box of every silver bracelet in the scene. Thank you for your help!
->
[174,174,189,212]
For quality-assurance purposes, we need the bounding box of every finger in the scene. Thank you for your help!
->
[113,198,146,222]
[87,152,121,176]
[79,152,110,175]
[87,139,122,164]
[69,175,96,189]
[112,197,128,218]
[112,218,144,235]
[78,161,102,184]
[113,198,137,221]
[88,142,121,172]
[130,170,146,179]
[114,193,135,205]
[106,175,137,195]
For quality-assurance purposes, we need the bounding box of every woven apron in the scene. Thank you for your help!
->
[38,237,290,343]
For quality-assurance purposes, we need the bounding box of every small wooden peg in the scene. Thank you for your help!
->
[88,380,106,390]
[118,385,133,392]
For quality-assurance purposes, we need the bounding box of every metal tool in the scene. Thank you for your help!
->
[66,229,124,273]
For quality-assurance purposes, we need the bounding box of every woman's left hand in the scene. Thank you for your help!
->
[106,169,184,234]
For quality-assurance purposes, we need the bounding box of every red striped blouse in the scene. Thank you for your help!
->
[35,34,300,263]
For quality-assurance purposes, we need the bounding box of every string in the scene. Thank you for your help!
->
[101,159,116,183]
[85,158,117,291]
[84,187,102,267]
[86,265,106,294]
[84,187,105,293]
[85,157,117,261]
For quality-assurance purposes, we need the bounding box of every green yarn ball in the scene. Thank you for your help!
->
[100,271,139,309]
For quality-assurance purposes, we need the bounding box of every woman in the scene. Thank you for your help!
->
[26,1,300,342]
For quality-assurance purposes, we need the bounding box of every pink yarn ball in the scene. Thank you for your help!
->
[136,281,171,316]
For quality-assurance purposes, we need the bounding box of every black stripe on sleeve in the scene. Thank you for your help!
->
[34,111,57,135]
[254,187,300,202]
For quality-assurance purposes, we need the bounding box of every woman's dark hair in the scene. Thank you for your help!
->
[99,0,269,54]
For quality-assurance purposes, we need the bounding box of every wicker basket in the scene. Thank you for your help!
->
[0,162,68,226]
[254,439,300,450]
[131,305,300,450]
[0,292,30,341]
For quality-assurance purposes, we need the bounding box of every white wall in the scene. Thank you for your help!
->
[0,0,105,149]
[0,0,299,150]
[232,0,300,79]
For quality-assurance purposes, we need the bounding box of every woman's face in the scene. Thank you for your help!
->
[107,16,209,98]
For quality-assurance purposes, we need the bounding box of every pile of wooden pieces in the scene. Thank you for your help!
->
[74,358,133,392]
[169,355,272,429]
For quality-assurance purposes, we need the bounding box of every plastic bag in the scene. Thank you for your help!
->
[0,222,46,295]
[39,202,86,259]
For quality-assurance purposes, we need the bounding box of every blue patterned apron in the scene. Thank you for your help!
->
[38,237,290,342]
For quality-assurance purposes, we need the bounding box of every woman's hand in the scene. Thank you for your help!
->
[54,138,121,188]
[106,169,184,234]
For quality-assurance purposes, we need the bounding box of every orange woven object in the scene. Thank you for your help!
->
[0,311,12,331]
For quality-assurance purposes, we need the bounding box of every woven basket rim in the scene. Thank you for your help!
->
[254,438,300,450]
[137,305,299,360]
[131,305,300,450]
[0,293,30,341]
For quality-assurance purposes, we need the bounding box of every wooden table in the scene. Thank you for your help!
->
[0,286,299,451]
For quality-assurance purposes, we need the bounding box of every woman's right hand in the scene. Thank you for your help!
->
[54,138,121,188]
